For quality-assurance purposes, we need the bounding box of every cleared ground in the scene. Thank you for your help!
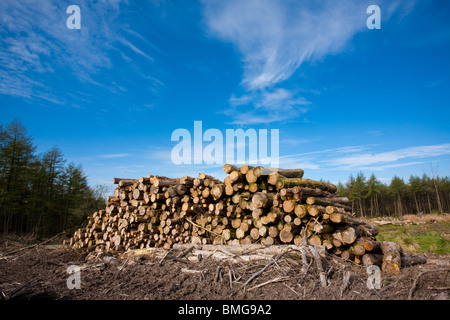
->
[1,216,449,300]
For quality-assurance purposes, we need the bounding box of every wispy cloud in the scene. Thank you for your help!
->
[327,144,450,169]
[366,130,383,137]
[99,153,130,159]
[280,143,450,174]
[354,161,424,171]
[224,88,310,124]
[118,38,154,62]
[202,0,366,123]
[202,0,415,124]
[280,144,375,159]
[0,0,158,105]
[278,145,374,171]
[203,0,365,91]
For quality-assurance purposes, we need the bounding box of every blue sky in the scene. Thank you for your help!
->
[1,0,449,189]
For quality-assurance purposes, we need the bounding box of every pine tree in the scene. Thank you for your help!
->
[35,147,66,236]
[389,176,406,216]
[354,172,367,217]
[0,119,36,233]
[366,173,382,217]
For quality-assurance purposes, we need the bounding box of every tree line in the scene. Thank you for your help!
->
[336,172,450,217]
[0,119,106,238]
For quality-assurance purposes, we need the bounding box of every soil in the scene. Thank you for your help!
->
[0,239,449,301]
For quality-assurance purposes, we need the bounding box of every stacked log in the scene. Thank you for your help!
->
[64,165,425,270]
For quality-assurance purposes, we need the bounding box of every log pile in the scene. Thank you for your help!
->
[64,165,426,271]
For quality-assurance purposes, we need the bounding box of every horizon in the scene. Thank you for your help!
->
[1,0,449,189]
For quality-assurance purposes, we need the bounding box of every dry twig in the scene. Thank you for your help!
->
[243,249,292,287]
[248,276,290,291]
[408,268,450,299]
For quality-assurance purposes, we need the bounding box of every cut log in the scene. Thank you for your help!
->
[229,171,244,183]
[113,178,136,185]
[257,167,305,179]
[252,192,273,209]
[279,228,293,243]
[245,169,258,183]
[222,229,235,241]
[211,184,224,200]
[154,177,180,187]
[306,198,351,210]
[180,176,194,185]
[282,200,296,213]
[276,178,337,193]
[239,164,254,175]
[268,226,278,238]
[341,227,357,245]
[362,238,381,252]
[380,241,403,273]
[329,213,365,225]
[340,249,354,261]
[351,238,366,256]
[294,204,308,218]
[248,183,259,193]
[307,205,323,217]
[325,196,350,205]
[355,224,379,238]
[223,164,239,174]
[401,252,427,267]
[308,234,322,246]
[267,172,285,185]
[70,165,410,269]
[362,253,383,267]
[313,223,335,234]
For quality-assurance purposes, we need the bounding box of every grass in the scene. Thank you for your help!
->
[374,218,450,254]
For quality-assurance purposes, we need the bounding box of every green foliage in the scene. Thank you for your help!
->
[376,222,450,254]
[338,171,450,217]
[0,119,105,238]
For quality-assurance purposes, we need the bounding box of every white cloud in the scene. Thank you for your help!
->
[118,38,154,62]
[366,130,383,137]
[337,161,424,171]
[202,0,365,124]
[203,0,365,91]
[280,143,450,174]
[202,0,415,124]
[99,153,130,159]
[280,144,375,159]
[0,0,158,104]
[279,159,320,170]
[328,144,450,168]
[224,87,310,124]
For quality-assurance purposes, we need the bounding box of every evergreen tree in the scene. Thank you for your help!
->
[0,119,36,233]
[366,173,382,217]
[0,119,110,238]
[353,172,367,217]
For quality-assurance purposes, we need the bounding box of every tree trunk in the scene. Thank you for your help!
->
[276,178,336,193]
[413,192,420,214]
[433,179,444,213]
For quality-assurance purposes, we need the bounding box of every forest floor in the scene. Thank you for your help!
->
[0,216,449,301]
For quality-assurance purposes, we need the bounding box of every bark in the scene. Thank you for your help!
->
[252,192,274,209]
[401,252,427,267]
[223,164,239,174]
[362,253,383,267]
[276,178,337,193]
[259,167,304,179]
[381,241,403,273]
[329,213,365,226]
